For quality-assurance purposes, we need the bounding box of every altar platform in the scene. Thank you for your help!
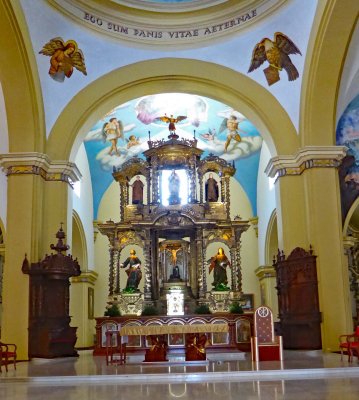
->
[1,350,359,399]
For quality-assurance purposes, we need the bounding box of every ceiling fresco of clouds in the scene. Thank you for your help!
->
[84,93,263,218]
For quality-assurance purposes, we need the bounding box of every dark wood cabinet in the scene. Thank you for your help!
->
[22,227,81,358]
[274,247,322,349]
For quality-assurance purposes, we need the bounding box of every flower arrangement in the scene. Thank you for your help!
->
[194,304,211,314]
[104,303,121,317]
[141,305,159,316]
[229,302,244,314]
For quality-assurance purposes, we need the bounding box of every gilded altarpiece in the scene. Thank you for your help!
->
[98,134,250,314]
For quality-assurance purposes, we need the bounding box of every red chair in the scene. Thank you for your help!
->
[339,326,359,362]
[0,341,17,372]
[251,306,283,362]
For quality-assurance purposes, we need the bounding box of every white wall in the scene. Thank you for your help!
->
[257,141,277,266]
[72,143,94,270]
[0,82,9,228]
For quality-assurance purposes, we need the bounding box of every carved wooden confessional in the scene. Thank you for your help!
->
[274,247,322,349]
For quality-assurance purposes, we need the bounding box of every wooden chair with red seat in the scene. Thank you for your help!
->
[0,341,17,372]
[251,306,283,362]
[339,326,359,362]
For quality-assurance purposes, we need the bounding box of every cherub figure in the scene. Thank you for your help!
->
[39,37,87,82]
[127,135,141,149]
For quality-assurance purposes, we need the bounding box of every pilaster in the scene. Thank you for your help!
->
[255,265,278,320]
[0,152,81,359]
[265,146,351,351]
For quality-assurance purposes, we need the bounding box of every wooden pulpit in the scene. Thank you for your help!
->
[22,226,81,358]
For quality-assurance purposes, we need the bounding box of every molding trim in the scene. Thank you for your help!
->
[265,146,347,179]
[48,0,285,47]
[249,216,259,237]
[255,265,276,280]
[71,270,99,285]
[0,152,81,187]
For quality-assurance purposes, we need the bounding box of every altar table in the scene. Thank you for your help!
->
[106,323,228,364]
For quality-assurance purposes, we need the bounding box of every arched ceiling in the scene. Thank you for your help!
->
[49,0,286,43]
[84,92,263,218]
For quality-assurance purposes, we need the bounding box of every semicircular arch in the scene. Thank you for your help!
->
[300,0,357,145]
[47,58,299,161]
[0,2,45,152]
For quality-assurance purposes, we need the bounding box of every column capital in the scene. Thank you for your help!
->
[255,265,276,280]
[71,270,99,285]
[265,146,347,179]
[0,152,81,186]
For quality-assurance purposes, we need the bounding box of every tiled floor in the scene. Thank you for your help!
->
[1,350,359,399]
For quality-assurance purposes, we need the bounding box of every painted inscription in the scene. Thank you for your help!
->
[83,9,257,41]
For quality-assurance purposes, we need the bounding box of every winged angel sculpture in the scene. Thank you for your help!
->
[39,37,87,82]
[248,32,301,86]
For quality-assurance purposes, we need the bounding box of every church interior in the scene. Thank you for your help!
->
[0,0,359,398]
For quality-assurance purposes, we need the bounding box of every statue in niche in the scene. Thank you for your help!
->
[209,247,230,289]
[121,249,142,291]
[170,265,181,281]
[205,173,219,202]
[131,175,144,204]
[168,170,181,205]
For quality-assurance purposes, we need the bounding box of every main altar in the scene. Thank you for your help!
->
[97,127,250,316]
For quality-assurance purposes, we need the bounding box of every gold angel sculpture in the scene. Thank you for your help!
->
[156,114,187,133]
[39,37,87,82]
[248,32,301,86]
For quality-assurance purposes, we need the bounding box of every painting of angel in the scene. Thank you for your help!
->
[102,118,123,156]
[39,37,87,82]
[127,135,141,149]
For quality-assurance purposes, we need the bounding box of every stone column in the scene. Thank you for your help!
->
[255,265,279,320]
[265,146,352,351]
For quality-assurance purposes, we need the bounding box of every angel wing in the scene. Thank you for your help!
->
[248,42,267,73]
[218,118,228,134]
[274,32,301,56]
[101,122,108,143]
[175,115,187,123]
[39,37,66,56]
[156,115,171,123]
[71,49,87,75]
[117,120,124,134]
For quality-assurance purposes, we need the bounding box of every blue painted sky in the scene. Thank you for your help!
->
[336,93,359,182]
[84,93,263,218]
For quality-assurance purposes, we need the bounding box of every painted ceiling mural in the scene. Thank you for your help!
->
[336,93,359,221]
[84,93,263,218]
[337,94,359,181]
